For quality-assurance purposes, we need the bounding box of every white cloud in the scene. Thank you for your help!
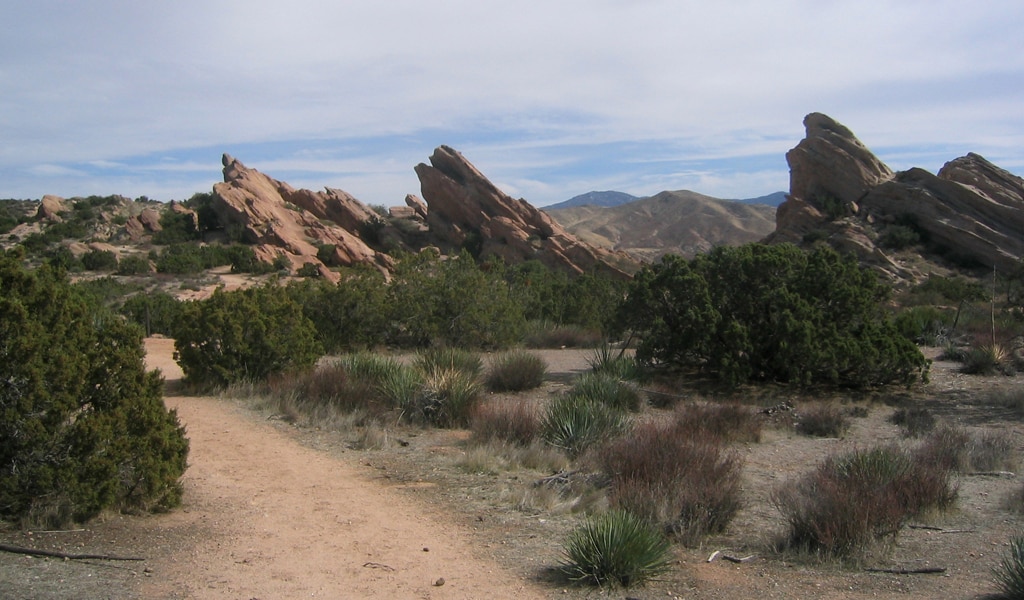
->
[1,1,1021,203]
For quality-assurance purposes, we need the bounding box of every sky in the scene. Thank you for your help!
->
[1,1,1022,207]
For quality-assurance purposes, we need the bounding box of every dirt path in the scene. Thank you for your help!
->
[141,338,549,599]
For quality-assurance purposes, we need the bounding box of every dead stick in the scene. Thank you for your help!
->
[0,543,144,561]
[868,565,946,573]
[722,554,756,563]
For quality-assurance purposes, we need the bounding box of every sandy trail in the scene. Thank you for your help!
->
[142,338,548,599]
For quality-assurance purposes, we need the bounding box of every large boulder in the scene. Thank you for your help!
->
[212,154,393,280]
[771,113,1024,277]
[36,195,66,222]
[414,146,638,278]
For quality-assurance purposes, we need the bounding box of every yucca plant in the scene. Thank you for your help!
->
[377,364,423,409]
[413,367,482,427]
[587,344,644,382]
[414,347,484,379]
[994,535,1024,599]
[541,394,625,458]
[561,510,672,587]
[568,372,642,412]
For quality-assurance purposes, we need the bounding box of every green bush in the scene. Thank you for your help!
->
[877,224,920,250]
[286,268,390,353]
[994,535,1024,599]
[560,510,672,588]
[587,345,645,382]
[120,291,183,337]
[81,249,118,271]
[116,255,152,275]
[614,244,929,387]
[541,394,625,458]
[414,347,484,380]
[152,208,200,244]
[0,250,188,526]
[567,372,642,412]
[485,350,547,392]
[173,285,323,388]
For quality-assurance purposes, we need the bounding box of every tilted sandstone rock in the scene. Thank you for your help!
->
[212,154,393,281]
[414,145,638,278]
[36,195,66,222]
[771,113,1024,278]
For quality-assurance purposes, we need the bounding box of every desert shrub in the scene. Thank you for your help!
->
[915,424,973,472]
[485,349,547,392]
[962,343,1011,375]
[120,291,183,337]
[265,362,386,418]
[889,406,936,437]
[414,347,484,380]
[0,250,188,526]
[405,367,482,427]
[587,344,645,382]
[969,430,1017,472]
[893,305,951,344]
[173,285,322,388]
[80,249,118,271]
[613,244,928,387]
[152,209,200,244]
[560,510,672,588]
[297,262,321,278]
[994,535,1024,600]
[796,404,850,437]
[773,445,957,556]
[470,398,540,445]
[991,387,1024,415]
[376,364,423,408]
[286,268,390,353]
[877,224,920,250]
[522,321,602,349]
[599,420,743,544]
[568,372,642,412]
[336,352,402,384]
[116,255,152,275]
[673,402,762,444]
[541,394,625,458]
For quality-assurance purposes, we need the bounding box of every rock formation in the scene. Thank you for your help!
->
[212,154,393,280]
[36,195,66,222]
[770,113,1024,279]
[414,145,639,278]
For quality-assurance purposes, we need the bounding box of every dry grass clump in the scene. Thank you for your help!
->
[772,444,957,557]
[889,406,937,437]
[673,401,762,444]
[523,321,602,348]
[915,424,1017,473]
[469,398,540,445]
[485,349,547,392]
[414,347,484,379]
[598,420,743,546]
[796,403,850,438]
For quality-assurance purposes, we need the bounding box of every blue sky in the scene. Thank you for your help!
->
[2,1,1021,207]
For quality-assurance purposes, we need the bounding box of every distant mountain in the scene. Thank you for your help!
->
[545,190,777,263]
[544,191,638,210]
[735,191,787,206]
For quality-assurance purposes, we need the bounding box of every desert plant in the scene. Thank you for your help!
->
[673,402,762,444]
[587,344,644,382]
[173,285,322,388]
[773,445,957,557]
[994,535,1024,599]
[796,404,850,437]
[406,367,482,427]
[567,372,642,412]
[599,420,743,544]
[889,406,936,437]
[962,343,1011,375]
[486,349,547,392]
[0,249,188,526]
[469,398,540,445]
[522,321,603,348]
[414,347,484,380]
[541,394,625,458]
[376,364,423,408]
[560,510,672,588]
[915,424,973,472]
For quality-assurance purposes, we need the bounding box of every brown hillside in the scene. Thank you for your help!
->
[546,190,776,262]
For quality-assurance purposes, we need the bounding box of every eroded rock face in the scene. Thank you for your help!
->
[37,195,66,222]
[772,113,1024,278]
[414,145,638,278]
[212,154,393,280]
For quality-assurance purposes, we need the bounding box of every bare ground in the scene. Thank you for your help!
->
[2,341,1022,599]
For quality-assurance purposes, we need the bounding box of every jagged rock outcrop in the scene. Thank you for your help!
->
[36,195,66,222]
[212,154,393,280]
[770,113,1024,278]
[124,207,162,241]
[414,146,639,278]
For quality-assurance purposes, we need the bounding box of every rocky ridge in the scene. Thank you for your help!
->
[414,145,639,277]
[769,113,1024,280]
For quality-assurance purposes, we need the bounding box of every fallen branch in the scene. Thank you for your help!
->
[706,550,756,563]
[865,566,946,575]
[967,471,1015,478]
[0,543,144,561]
[908,525,975,534]
[363,562,395,572]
